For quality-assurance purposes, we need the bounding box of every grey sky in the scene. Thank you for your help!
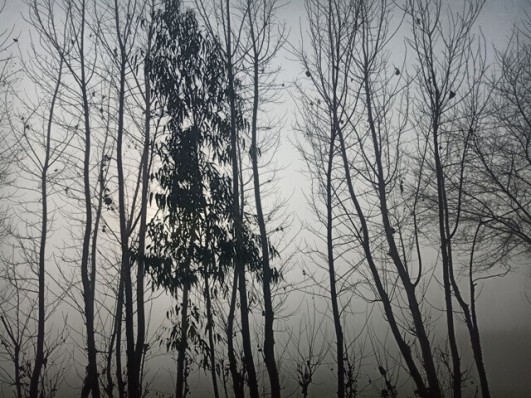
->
[1,0,531,397]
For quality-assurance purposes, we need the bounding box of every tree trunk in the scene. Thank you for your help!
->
[432,118,462,398]
[73,7,102,394]
[249,5,280,398]
[113,3,138,394]
[227,272,244,398]
[325,128,345,398]
[115,277,126,398]
[133,14,154,394]
[205,271,221,398]
[175,282,190,398]
[225,1,259,396]
[248,11,281,397]
[453,224,491,398]
[28,63,61,398]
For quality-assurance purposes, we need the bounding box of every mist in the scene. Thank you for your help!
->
[1,0,530,397]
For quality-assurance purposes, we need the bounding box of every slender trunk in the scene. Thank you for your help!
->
[113,3,137,394]
[98,145,114,398]
[237,269,259,396]
[225,1,259,396]
[247,7,280,397]
[63,3,102,397]
[452,224,491,398]
[205,271,220,398]
[133,19,154,395]
[82,157,105,398]
[222,363,230,398]
[175,282,190,398]
[29,167,46,398]
[449,128,490,398]
[227,271,244,398]
[28,63,61,398]
[469,325,489,397]
[14,344,22,398]
[469,302,490,398]
[105,319,116,398]
[115,277,126,398]
[324,126,345,398]
[325,4,346,393]
[85,105,111,398]
[469,242,490,397]
[432,118,462,398]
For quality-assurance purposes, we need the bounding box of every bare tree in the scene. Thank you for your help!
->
[194,1,265,396]
[288,304,328,398]
[226,3,260,395]
[294,1,418,397]
[26,2,161,397]
[241,1,287,396]
[27,1,106,395]
[28,55,63,398]
[0,22,70,396]
[467,12,531,255]
[406,0,492,396]
[296,0,449,396]
[97,0,154,395]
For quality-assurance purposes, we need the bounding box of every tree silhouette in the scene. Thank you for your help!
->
[144,2,257,397]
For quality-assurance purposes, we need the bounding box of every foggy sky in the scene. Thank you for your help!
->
[1,0,531,397]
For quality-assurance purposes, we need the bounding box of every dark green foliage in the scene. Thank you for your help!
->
[142,4,239,395]
[141,0,265,373]
[145,1,236,294]
[143,0,266,293]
